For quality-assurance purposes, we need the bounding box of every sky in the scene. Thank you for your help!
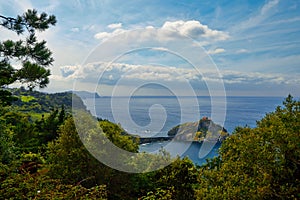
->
[0,0,300,96]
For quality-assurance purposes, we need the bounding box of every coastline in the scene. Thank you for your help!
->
[139,136,224,145]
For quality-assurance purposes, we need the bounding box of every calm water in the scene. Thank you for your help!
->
[83,96,284,165]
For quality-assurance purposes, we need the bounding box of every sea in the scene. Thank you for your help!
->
[82,96,284,166]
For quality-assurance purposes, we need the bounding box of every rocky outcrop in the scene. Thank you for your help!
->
[167,117,228,142]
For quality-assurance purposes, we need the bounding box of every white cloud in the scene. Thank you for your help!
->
[161,20,229,41]
[150,47,169,51]
[60,62,200,84]
[94,32,110,40]
[59,61,300,86]
[261,0,280,15]
[61,65,80,74]
[208,48,225,55]
[220,70,300,85]
[94,20,229,43]
[232,0,280,33]
[107,23,122,29]
[94,28,126,40]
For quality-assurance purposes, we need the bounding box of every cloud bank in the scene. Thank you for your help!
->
[59,62,300,87]
[94,20,229,43]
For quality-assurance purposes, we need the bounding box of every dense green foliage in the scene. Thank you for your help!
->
[0,168,107,200]
[9,87,83,113]
[1,89,299,199]
[196,94,300,199]
[0,9,56,106]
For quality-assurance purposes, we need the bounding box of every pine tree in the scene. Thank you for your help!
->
[0,9,56,106]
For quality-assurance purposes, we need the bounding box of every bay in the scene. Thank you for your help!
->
[83,96,284,165]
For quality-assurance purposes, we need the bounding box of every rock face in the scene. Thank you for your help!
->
[167,117,228,142]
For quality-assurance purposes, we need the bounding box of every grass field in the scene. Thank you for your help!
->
[21,95,36,102]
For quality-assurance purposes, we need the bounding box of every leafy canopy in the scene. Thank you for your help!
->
[196,95,300,199]
[0,9,56,106]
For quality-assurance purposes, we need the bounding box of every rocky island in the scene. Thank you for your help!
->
[139,117,229,144]
[168,117,229,142]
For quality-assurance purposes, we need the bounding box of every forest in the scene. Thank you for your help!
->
[1,10,299,199]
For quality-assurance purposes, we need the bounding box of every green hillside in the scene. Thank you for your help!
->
[9,87,85,114]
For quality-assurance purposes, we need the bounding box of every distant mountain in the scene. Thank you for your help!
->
[69,91,101,99]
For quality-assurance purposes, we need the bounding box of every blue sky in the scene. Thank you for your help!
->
[1,0,300,96]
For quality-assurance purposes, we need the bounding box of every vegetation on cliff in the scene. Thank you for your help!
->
[9,87,85,114]
[168,117,229,142]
